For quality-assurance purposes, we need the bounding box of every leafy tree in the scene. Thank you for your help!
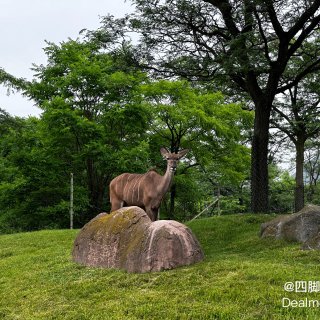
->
[114,0,320,212]
[269,164,295,213]
[142,80,252,218]
[0,38,152,230]
[0,108,19,134]
[271,76,320,211]
[0,115,76,232]
[0,69,27,92]
[304,140,320,204]
[25,39,150,222]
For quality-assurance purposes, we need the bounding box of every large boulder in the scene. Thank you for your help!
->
[72,206,204,273]
[260,205,320,249]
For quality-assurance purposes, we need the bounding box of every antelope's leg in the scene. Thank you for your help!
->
[145,206,159,222]
[145,206,153,221]
[110,197,123,212]
[152,208,159,221]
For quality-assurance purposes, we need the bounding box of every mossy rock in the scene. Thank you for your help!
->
[260,204,320,249]
[72,206,204,273]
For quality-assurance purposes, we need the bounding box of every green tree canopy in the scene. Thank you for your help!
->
[24,39,151,222]
[106,0,320,213]
[272,72,320,212]
[141,80,253,218]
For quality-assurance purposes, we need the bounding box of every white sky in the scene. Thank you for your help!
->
[0,0,134,117]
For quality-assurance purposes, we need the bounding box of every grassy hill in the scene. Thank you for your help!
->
[1,214,320,319]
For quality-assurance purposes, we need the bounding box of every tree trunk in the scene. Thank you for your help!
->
[294,137,305,212]
[217,185,221,216]
[168,183,176,219]
[251,100,271,213]
[307,184,316,202]
[86,158,105,220]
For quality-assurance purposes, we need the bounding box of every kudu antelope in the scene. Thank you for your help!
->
[109,147,189,221]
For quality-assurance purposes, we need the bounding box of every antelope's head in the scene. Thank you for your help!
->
[160,147,189,172]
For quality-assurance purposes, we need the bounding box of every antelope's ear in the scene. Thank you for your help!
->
[160,147,170,158]
[178,149,189,159]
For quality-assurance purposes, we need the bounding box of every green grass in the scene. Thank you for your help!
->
[1,214,320,319]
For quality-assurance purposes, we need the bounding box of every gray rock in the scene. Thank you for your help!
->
[260,204,320,249]
[72,206,204,272]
